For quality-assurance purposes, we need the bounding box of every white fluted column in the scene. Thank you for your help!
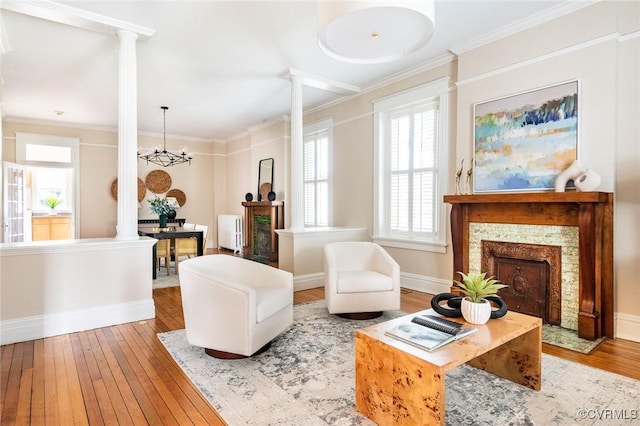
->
[115,29,139,240]
[289,74,304,230]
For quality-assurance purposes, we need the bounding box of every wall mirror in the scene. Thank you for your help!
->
[257,158,274,201]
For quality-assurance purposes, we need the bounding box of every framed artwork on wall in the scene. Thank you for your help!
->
[473,80,579,193]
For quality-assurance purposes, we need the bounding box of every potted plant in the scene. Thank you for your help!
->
[148,196,177,228]
[455,271,508,324]
[42,194,63,214]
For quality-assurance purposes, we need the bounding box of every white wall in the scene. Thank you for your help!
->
[0,238,156,345]
[228,1,640,340]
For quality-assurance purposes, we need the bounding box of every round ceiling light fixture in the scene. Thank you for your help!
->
[317,1,435,64]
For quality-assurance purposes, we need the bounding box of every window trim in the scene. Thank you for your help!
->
[303,118,333,227]
[372,78,450,253]
[15,132,81,237]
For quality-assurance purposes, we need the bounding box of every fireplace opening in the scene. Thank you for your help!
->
[253,215,271,261]
[481,240,562,326]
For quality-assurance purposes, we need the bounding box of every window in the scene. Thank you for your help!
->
[14,132,79,239]
[303,119,332,227]
[373,78,449,252]
[34,167,73,213]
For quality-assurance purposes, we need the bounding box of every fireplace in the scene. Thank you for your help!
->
[444,192,613,340]
[254,216,272,260]
[242,200,284,262]
[482,240,562,326]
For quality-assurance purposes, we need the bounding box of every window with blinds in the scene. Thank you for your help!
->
[373,78,449,252]
[303,120,331,227]
[389,102,438,238]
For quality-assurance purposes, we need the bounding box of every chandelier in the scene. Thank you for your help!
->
[138,106,192,167]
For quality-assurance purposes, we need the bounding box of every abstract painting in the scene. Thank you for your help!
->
[473,80,578,192]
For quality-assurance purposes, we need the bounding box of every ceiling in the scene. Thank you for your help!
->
[1,1,572,142]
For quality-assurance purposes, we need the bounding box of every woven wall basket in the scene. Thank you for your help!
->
[145,170,172,194]
[166,188,186,207]
[111,177,146,202]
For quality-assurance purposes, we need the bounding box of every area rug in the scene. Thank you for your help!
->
[153,271,180,289]
[158,301,639,426]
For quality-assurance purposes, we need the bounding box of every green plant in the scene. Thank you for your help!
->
[454,271,508,303]
[42,195,63,209]
[148,197,176,216]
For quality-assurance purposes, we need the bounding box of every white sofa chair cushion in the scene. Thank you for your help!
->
[336,271,394,293]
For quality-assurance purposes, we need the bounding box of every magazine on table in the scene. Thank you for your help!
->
[384,314,477,352]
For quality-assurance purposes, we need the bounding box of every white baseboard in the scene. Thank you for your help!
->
[294,273,325,291]
[615,312,640,343]
[400,272,452,295]
[293,271,449,296]
[0,299,156,345]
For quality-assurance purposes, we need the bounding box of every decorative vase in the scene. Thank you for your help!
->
[167,210,177,220]
[461,297,492,325]
[159,214,168,228]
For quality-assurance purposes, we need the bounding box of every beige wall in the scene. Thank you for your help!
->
[2,1,638,340]
[2,120,224,247]
[243,1,638,337]
[303,61,458,281]
[614,2,640,335]
[454,0,639,338]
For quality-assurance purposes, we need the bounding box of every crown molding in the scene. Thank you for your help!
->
[304,52,456,117]
[619,30,640,42]
[3,116,215,143]
[449,0,601,55]
[455,32,618,87]
[0,14,10,55]
[281,68,361,95]
[1,0,155,40]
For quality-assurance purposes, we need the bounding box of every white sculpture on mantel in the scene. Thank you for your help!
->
[554,160,601,192]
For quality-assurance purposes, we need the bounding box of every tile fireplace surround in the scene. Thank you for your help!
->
[444,192,613,341]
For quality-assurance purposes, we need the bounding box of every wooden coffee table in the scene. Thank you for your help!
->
[355,309,542,425]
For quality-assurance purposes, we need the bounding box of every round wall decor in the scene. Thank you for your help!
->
[166,188,186,207]
[145,170,172,194]
[111,177,147,202]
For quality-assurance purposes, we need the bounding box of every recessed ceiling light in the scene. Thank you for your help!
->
[54,110,64,116]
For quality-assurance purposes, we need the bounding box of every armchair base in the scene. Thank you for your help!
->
[337,311,382,320]
[205,342,272,359]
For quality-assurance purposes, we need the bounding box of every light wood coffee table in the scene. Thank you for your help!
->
[355,309,542,425]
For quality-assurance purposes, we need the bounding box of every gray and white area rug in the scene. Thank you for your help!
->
[158,301,640,426]
[153,271,180,289]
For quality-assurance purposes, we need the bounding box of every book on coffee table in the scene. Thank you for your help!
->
[384,314,477,352]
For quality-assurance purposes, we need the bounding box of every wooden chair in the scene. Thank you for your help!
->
[182,222,196,230]
[175,224,208,273]
[174,237,198,273]
[156,239,172,275]
[195,224,209,252]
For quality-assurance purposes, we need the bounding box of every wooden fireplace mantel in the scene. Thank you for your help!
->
[444,191,613,340]
[242,200,284,262]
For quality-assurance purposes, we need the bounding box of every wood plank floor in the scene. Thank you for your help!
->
[2,284,639,425]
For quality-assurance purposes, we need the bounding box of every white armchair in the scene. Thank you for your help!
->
[179,255,293,358]
[324,242,401,319]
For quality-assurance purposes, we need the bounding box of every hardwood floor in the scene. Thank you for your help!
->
[2,285,639,425]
